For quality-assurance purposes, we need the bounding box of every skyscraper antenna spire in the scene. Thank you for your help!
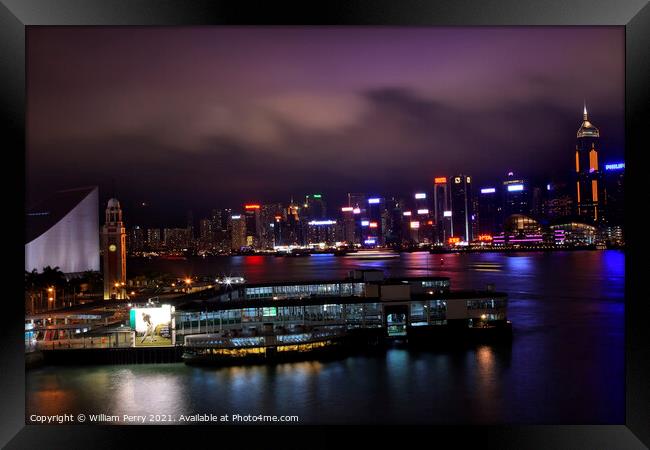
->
[583,101,588,120]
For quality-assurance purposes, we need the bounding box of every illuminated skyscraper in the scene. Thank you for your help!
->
[502,172,530,218]
[575,103,604,223]
[413,192,432,243]
[365,196,384,245]
[260,203,283,249]
[304,194,326,221]
[383,197,404,246]
[211,208,231,251]
[229,214,247,250]
[433,177,451,243]
[280,198,302,246]
[163,228,190,250]
[243,204,262,248]
[543,181,573,220]
[146,228,161,250]
[450,175,474,242]
[340,206,357,244]
[477,186,500,235]
[101,198,127,300]
[346,193,366,244]
[127,225,145,254]
[603,162,625,244]
[305,219,337,245]
[199,218,213,249]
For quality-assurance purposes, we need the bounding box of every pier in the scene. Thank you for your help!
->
[27,269,511,366]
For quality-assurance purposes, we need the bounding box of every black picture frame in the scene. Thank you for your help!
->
[2,1,648,448]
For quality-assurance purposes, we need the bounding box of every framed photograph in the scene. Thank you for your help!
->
[3,0,648,448]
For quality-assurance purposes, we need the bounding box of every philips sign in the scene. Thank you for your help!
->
[605,163,625,171]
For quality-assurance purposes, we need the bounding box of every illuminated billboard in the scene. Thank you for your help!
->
[262,307,277,317]
[368,198,381,204]
[341,207,353,212]
[308,220,336,226]
[443,211,452,217]
[415,193,426,199]
[403,211,412,216]
[434,177,447,184]
[410,221,420,229]
[417,209,429,215]
[605,162,625,171]
[507,184,524,192]
[481,188,496,194]
[130,305,173,347]
[244,204,260,209]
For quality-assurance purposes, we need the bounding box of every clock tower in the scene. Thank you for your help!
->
[101,198,127,299]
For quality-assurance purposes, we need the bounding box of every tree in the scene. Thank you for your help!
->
[78,270,103,293]
[40,266,67,290]
[25,269,42,314]
[25,267,65,313]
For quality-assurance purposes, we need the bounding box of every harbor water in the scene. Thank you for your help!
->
[26,250,625,424]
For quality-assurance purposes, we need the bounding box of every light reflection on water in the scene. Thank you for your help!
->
[26,250,624,424]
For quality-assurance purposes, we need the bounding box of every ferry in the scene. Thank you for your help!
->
[343,249,400,259]
[182,325,348,365]
[175,269,512,366]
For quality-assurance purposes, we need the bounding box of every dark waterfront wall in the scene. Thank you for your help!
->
[40,346,183,365]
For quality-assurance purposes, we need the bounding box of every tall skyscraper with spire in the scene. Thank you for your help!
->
[101,198,127,299]
[575,103,604,224]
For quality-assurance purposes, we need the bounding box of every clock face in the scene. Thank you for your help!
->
[109,244,117,252]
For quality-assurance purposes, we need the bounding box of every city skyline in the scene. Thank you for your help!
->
[31,105,623,229]
[27,27,624,225]
[20,20,632,434]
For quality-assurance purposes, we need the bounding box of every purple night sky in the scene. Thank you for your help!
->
[26,27,624,226]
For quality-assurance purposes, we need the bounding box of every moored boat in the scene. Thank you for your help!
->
[182,325,347,365]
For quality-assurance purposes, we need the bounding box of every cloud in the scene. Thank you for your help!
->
[26,27,624,224]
